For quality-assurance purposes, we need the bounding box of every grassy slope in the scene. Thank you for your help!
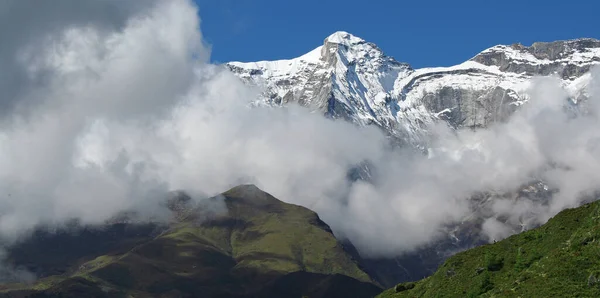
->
[0,185,377,298]
[379,200,600,298]
[220,185,371,282]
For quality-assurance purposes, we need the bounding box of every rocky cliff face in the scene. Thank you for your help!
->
[227,32,599,143]
[472,39,600,79]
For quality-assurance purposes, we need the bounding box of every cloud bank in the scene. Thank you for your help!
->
[0,0,599,259]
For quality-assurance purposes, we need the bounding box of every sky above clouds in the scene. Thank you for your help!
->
[195,0,600,67]
[0,0,600,262]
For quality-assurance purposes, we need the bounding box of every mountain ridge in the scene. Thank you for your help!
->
[226,32,600,143]
[0,184,381,298]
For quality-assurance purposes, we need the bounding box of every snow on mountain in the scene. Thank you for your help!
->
[227,31,419,143]
[226,32,600,145]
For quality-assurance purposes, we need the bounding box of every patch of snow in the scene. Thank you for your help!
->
[435,108,452,117]
[325,31,365,46]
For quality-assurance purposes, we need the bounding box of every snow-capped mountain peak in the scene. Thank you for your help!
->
[324,31,365,46]
[226,31,417,141]
[226,33,600,144]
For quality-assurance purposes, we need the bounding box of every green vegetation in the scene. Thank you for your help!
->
[0,185,378,298]
[8,184,600,297]
[378,200,600,298]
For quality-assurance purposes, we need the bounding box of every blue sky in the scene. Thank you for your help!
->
[194,0,599,68]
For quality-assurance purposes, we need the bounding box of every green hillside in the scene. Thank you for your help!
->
[0,185,380,298]
[378,200,600,298]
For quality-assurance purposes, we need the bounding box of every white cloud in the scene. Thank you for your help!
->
[0,0,599,261]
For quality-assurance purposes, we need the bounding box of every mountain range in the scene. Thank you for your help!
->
[1,32,599,297]
[227,31,599,144]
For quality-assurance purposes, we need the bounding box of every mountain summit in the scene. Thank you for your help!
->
[324,31,367,46]
[228,30,415,141]
[227,33,600,144]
